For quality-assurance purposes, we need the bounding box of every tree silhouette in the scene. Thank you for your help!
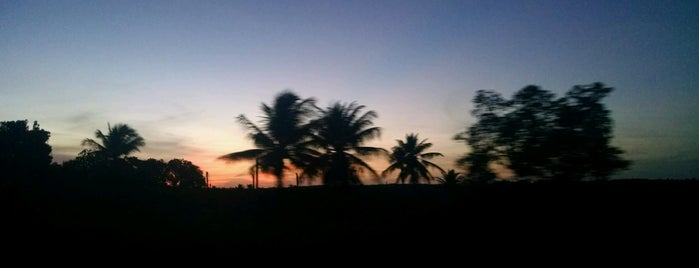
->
[436,169,464,185]
[129,157,167,186]
[163,159,206,188]
[455,83,630,181]
[219,91,316,188]
[454,90,505,182]
[382,133,444,184]
[302,102,386,186]
[0,120,52,182]
[550,83,631,180]
[81,123,145,160]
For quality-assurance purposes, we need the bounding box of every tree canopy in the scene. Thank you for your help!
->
[163,159,206,188]
[0,120,52,181]
[455,82,631,181]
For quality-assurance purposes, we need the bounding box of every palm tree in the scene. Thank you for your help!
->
[219,91,316,188]
[382,133,444,184]
[81,123,145,159]
[302,102,386,186]
[436,169,464,185]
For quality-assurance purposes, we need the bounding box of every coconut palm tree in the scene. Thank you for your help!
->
[382,133,444,184]
[436,169,464,185]
[219,91,316,188]
[302,102,386,186]
[81,123,145,160]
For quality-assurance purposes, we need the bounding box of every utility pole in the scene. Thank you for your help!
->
[255,158,259,189]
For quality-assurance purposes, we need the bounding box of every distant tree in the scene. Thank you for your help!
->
[453,90,504,183]
[81,123,145,160]
[436,169,464,185]
[163,159,206,188]
[550,83,632,180]
[382,133,444,184]
[455,82,631,181]
[61,149,102,180]
[66,123,148,187]
[129,157,167,186]
[0,120,52,181]
[302,102,386,186]
[219,91,316,188]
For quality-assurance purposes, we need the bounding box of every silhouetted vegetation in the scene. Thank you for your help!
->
[54,123,204,189]
[0,120,52,184]
[436,169,464,185]
[5,84,689,257]
[455,83,631,181]
[301,102,386,186]
[220,93,386,187]
[219,91,317,188]
[82,123,145,160]
[163,159,206,188]
[383,133,444,184]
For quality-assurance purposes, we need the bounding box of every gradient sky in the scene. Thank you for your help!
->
[2,0,698,187]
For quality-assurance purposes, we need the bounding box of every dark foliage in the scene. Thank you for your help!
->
[383,133,444,184]
[219,91,317,187]
[0,120,52,184]
[163,159,206,188]
[455,83,631,181]
[301,102,386,186]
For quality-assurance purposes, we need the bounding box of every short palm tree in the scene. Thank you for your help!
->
[219,91,316,188]
[302,102,386,186]
[436,169,464,185]
[382,133,444,184]
[82,123,145,159]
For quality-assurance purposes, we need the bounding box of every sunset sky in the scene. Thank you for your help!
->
[2,0,697,187]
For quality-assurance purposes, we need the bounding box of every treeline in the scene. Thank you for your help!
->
[0,121,206,189]
[1,82,630,189]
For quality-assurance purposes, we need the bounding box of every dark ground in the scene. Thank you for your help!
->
[3,179,698,259]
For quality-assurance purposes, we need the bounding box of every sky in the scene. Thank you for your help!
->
[1,0,698,187]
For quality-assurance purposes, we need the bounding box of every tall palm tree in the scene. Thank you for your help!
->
[302,102,386,186]
[219,91,316,188]
[82,123,145,159]
[382,133,444,184]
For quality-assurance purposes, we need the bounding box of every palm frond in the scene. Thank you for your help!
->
[346,153,380,178]
[219,149,266,161]
[353,146,387,156]
[421,159,445,174]
[420,152,444,159]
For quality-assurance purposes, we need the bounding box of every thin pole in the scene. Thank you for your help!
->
[255,158,259,189]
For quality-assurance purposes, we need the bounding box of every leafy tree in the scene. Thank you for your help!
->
[129,157,167,186]
[382,133,444,184]
[550,83,631,180]
[219,91,316,188]
[455,82,630,181]
[0,120,52,181]
[454,91,506,182]
[302,102,386,186]
[436,169,464,185]
[81,123,145,160]
[163,159,206,188]
[61,149,103,181]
